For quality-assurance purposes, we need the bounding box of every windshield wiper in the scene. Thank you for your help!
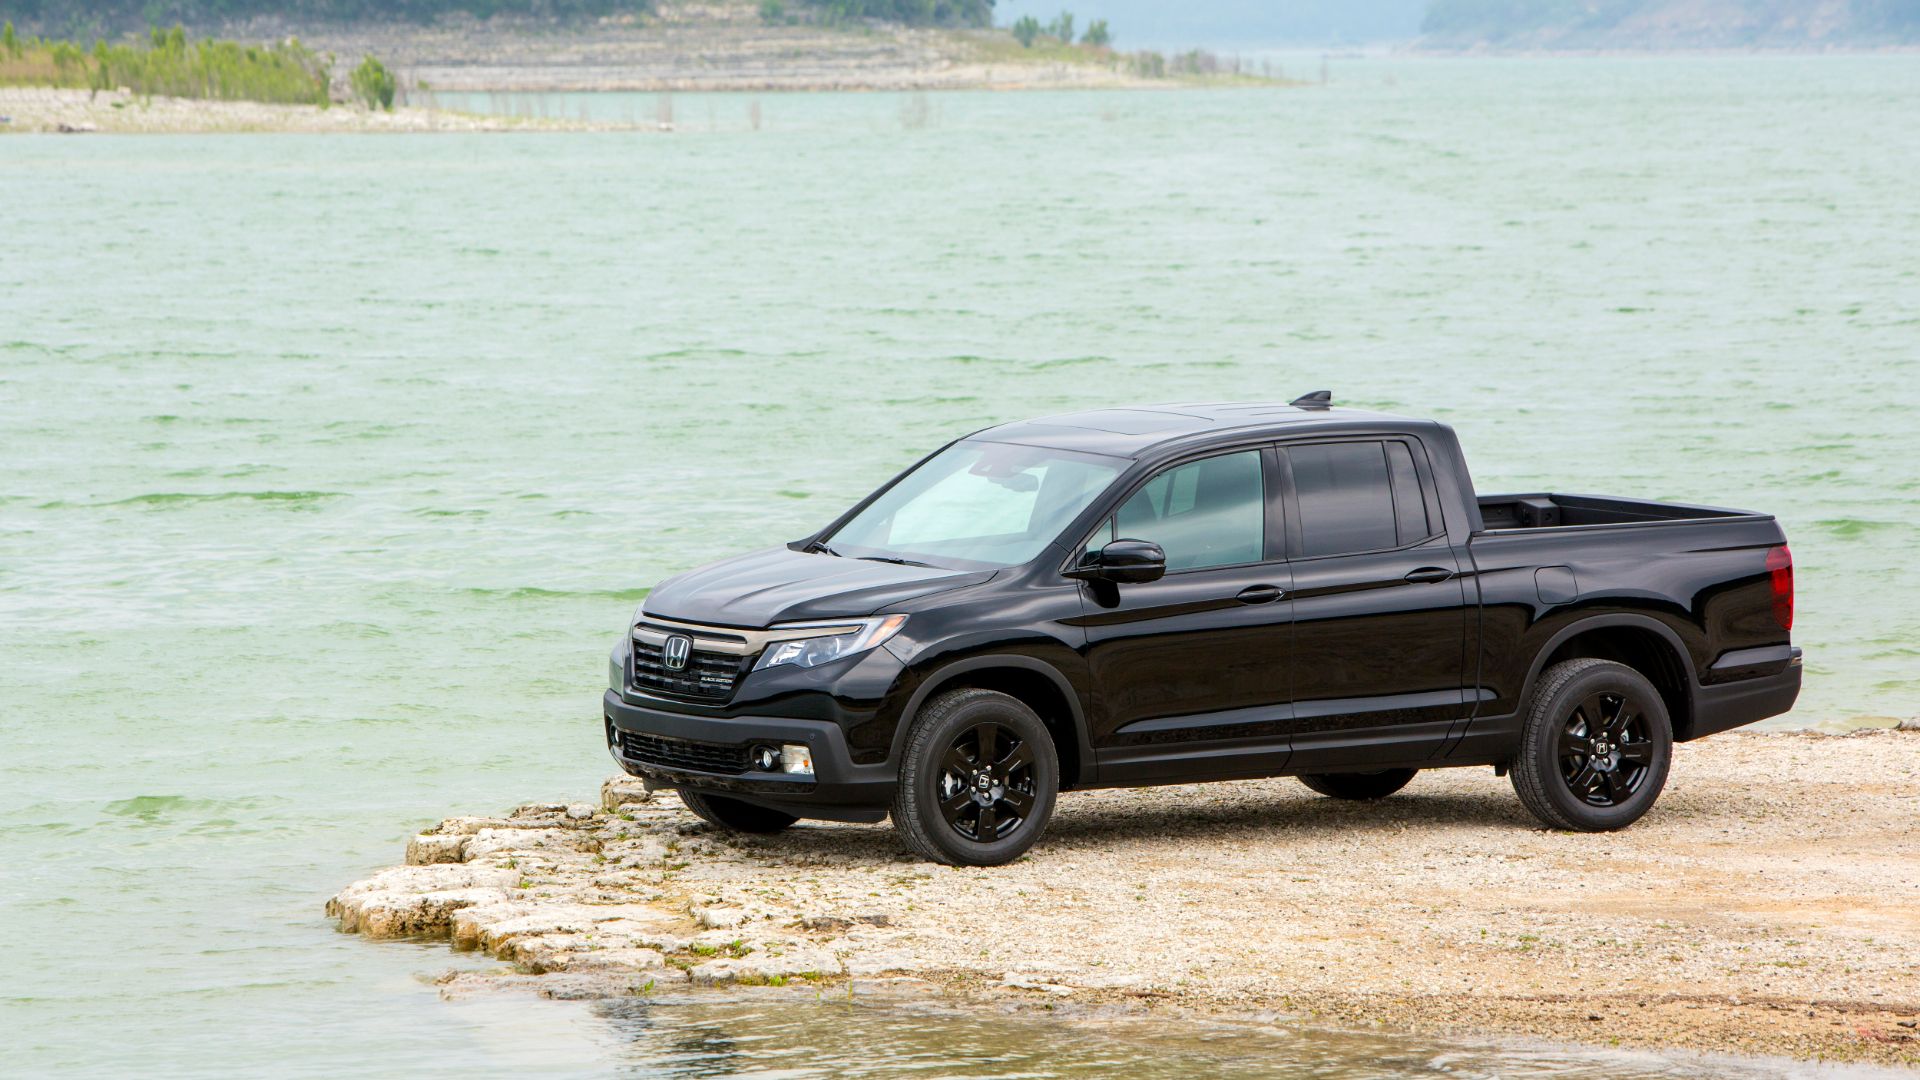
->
[858,555,936,568]
[807,541,843,557]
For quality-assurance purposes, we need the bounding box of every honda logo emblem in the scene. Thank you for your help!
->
[662,634,692,671]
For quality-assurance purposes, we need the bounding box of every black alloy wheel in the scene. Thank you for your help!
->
[936,721,1039,842]
[1558,690,1655,807]
[892,687,1059,866]
[1512,657,1673,832]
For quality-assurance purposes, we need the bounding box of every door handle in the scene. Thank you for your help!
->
[1236,584,1286,604]
[1405,567,1455,584]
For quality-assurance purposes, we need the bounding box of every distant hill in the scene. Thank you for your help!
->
[1419,0,1920,48]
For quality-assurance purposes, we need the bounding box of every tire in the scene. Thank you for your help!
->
[1298,768,1417,800]
[1511,658,1673,832]
[678,789,798,834]
[891,688,1059,867]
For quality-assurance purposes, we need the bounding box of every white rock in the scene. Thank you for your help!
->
[463,828,575,861]
[689,947,841,985]
[601,776,653,810]
[693,905,748,929]
[405,833,467,865]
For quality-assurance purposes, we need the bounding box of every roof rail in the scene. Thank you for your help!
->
[1289,390,1333,410]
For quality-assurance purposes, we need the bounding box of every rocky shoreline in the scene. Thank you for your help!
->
[328,729,1920,1067]
[0,87,623,134]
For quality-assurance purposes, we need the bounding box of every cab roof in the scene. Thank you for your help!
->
[974,402,1415,458]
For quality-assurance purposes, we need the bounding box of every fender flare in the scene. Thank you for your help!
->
[886,653,1096,782]
[1514,613,1699,732]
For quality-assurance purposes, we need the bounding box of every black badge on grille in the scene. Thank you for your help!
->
[662,634,692,671]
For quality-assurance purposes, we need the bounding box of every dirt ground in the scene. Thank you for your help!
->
[329,729,1920,1067]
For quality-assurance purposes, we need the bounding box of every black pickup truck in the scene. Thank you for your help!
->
[605,397,1801,865]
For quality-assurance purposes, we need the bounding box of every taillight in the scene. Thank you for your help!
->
[1766,544,1793,631]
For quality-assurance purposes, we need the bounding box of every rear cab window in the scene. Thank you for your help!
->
[1286,440,1439,558]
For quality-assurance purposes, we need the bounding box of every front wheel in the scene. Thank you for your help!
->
[1511,658,1673,832]
[679,789,798,834]
[891,688,1059,867]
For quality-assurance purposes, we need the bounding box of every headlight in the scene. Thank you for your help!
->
[753,614,909,672]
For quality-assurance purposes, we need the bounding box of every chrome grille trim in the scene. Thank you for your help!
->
[631,614,867,657]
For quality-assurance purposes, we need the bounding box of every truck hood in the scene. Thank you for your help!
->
[641,546,992,628]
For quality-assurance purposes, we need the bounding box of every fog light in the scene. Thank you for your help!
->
[780,744,814,776]
[752,745,780,772]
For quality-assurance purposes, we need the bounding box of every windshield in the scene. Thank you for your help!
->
[825,440,1125,570]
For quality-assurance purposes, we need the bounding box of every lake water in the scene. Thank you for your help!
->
[2,54,1917,1078]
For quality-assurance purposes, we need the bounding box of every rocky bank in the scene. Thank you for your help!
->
[0,86,622,134]
[329,729,1920,1067]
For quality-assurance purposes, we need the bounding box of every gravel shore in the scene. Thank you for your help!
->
[329,729,1920,1067]
[0,87,621,134]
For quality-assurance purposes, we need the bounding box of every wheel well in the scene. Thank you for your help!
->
[921,667,1083,788]
[1543,626,1695,739]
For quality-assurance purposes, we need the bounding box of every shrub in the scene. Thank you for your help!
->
[1082,19,1109,47]
[351,54,396,110]
[1011,14,1041,46]
[759,0,786,23]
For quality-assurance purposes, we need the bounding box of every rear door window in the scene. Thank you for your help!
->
[1385,441,1433,545]
[1287,442,1398,557]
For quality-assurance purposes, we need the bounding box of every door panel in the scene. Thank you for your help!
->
[1076,563,1295,780]
[1279,438,1471,768]
[1069,446,1294,781]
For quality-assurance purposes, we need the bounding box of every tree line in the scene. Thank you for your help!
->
[1,21,398,108]
[1009,9,1109,48]
[0,1,656,35]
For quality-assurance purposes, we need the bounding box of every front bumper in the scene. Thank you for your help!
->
[603,689,896,818]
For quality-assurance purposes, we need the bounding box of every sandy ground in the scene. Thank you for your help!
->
[329,730,1920,1067]
[0,87,624,134]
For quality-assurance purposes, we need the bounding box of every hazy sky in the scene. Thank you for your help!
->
[992,0,1429,47]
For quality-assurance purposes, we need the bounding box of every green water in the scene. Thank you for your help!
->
[2,55,1917,1077]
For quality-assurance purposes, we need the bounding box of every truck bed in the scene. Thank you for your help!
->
[1477,493,1760,532]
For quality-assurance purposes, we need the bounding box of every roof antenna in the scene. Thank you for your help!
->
[1290,390,1333,410]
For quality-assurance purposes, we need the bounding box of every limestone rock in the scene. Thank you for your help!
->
[462,827,575,862]
[325,864,518,939]
[689,947,841,985]
[602,775,653,810]
[406,833,467,865]
[693,905,748,930]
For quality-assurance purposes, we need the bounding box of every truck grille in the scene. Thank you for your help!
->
[630,639,747,701]
[615,729,751,775]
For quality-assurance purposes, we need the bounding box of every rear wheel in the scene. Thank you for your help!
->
[1297,768,1418,800]
[892,688,1059,867]
[1511,658,1673,831]
[678,789,798,834]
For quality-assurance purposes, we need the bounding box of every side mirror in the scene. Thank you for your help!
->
[1070,539,1167,584]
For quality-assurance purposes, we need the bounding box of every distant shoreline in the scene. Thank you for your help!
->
[0,86,630,134]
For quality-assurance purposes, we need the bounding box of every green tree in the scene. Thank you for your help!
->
[1081,18,1108,46]
[351,54,396,110]
[1011,14,1040,46]
[3,21,19,58]
[1047,10,1073,42]
[759,0,786,23]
